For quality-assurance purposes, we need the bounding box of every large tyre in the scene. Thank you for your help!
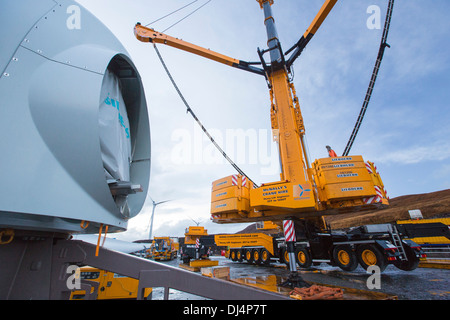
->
[230,249,237,262]
[356,244,387,272]
[252,249,262,265]
[279,247,290,266]
[236,250,243,262]
[260,249,271,265]
[295,247,312,269]
[393,245,420,271]
[244,249,253,264]
[333,245,358,272]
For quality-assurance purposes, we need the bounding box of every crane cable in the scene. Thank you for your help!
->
[342,0,395,156]
[144,1,258,185]
[161,0,213,33]
[144,0,200,27]
[153,44,259,188]
[144,0,213,33]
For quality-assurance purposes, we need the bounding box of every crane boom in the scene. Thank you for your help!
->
[134,23,265,76]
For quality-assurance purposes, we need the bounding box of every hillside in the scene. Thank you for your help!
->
[325,188,450,229]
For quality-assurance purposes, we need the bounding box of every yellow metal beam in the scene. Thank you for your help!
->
[134,23,265,76]
[135,24,239,66]
[304,0,338,37]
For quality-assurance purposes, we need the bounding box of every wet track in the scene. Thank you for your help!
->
[151,256,449,300]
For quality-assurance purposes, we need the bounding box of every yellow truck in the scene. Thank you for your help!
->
[147,236,179,261]
[215,221,281,265]
[70,267,152,300]
[215,233,276,265]
[397,218,450,267]
[396,218,450,245]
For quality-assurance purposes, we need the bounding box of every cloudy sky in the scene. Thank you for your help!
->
[76,0,450,241]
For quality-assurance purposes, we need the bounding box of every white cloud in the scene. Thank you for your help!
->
[376,141,450,165]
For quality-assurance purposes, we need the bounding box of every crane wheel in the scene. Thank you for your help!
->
[280,248,290,266]
[260,249,271,265]
[356,244,387,272]
[252,249,261,265]
[295,247,312,268]
[393,245,420,271]
[332,245,358,271]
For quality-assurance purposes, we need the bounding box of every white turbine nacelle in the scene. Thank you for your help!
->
[0,0,150,234]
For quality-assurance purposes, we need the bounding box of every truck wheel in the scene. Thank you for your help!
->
[245,249,253,263]
[252,249,261,265]
[260,249,271,265]
[280,248,290,266]
[333,245,358,271]
[393,245,420,271]
[236,250,243,262]
[296,247,312,268]
[356,244,387,272]
[230,249,237,261]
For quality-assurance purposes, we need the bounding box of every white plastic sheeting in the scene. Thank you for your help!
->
[99,69,132,183]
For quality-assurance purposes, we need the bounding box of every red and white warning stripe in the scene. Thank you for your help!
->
[366,161,381,175]
[363,196,378,204]
[283,220,296,242]
[363,186,384,204]
[195,238,200,248]
[375,185,383,197]
[383,186,389,200]
[365,162,389,201]
[231,174,248,187]
[231,174,238,186]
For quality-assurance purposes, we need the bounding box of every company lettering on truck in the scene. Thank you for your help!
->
[337,173,359,178]
[341,187,364,192]
[262,185,287,196]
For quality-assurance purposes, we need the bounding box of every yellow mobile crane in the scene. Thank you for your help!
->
[135,0,388,223]
[135,0,391,282]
